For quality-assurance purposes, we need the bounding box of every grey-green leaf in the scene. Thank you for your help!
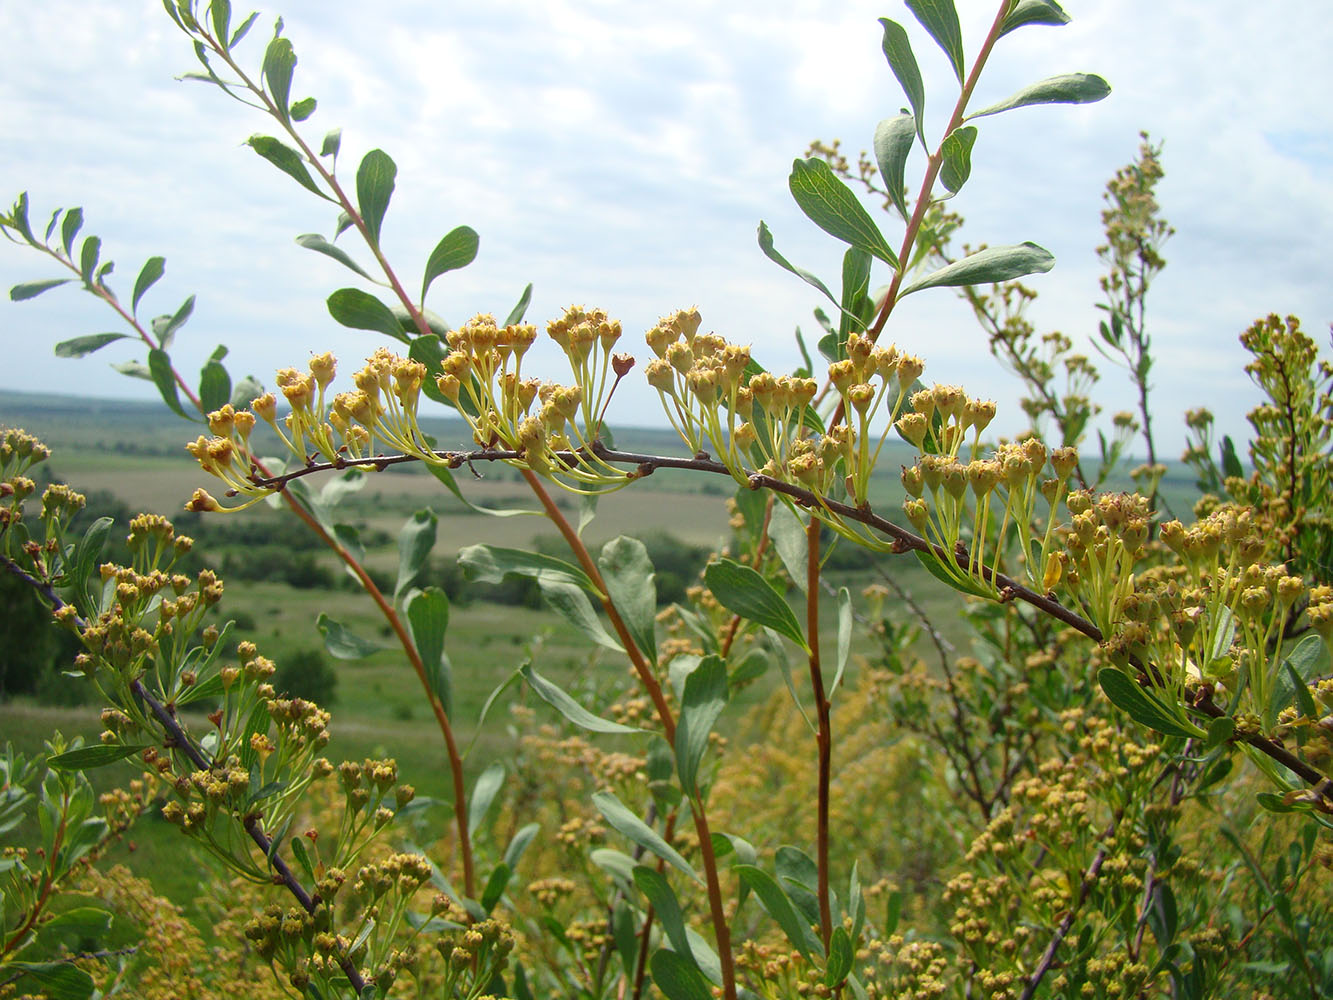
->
[519,663,641,734]
[675,654,728,798]
[939,125,977,193]
[79,236,100,284]
[467,762,505,836]
[246,135,327,200]
[593,790,700,883]
[704,559,808,652]
[421,226,480,303]
[789,158,899,268]
[290,96,316,121]
[147,348,187,419]
[879,18,926,142]
[406,587,451,712]
[967,73,1111,120]
[998,0,1071,38]
[60,207,83,257]
[1097,668,1202,739]
[395,508,438,600]
[757,222,841,313]
[599,536,657,664]
[262,36,296,124]
[356,149,397,246]
[320,128,342,158]
[152,294,195,350]
[825,926,854,987]
[327,288,409,343]
[10,278,72,301]
[540,578,623,652]
[832,586,852,697]
[54,333,127,358]
[905,0,964,84]
[458,544,596,594]
[503,282,534,326]
[132,256,166,314]
[899,242,1055,297]
[735,865,821,961]
[296,233,374,281]
[48,743,150,771]
[199,357,231,414]
[634,867,698,974]
[650,950,713,1000]
[873,114,915,220]
[317,612,384,659]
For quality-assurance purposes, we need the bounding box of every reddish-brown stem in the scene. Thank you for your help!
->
[806,517,833,950]
[519,469,738,1000]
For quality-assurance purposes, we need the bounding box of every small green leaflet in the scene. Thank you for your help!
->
[356,149,397,246]
[704,559,808,652]
[968,73,1111,120]
[421,226,480,303]
[519,663,641,735]
[1097,668,1203,739]
[899,242,1055,297]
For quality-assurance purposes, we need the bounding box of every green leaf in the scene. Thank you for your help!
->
[503,821,540,868]
[759,222,862,324]
[905,0,964,83]
[999,0,1071,37]
[592,790,700,883]
[599,536,658,663]
[912,548,993,598]
[1097,668,1202,739]
[231,374,265,409]
[675,655,728,798]
[704,559,808,652]
[10,278,72,301]
[769,503,808,592]
[468,762,505,836]
[152,293,195,350]
[825,926,854,987]
[519,663,641,734]
[838,247,873,343]
[327,287,409,343]
[540,578,622,652]
[356,149,397,246]
[200,356,231,413]
[939,125,978,193]
[406,587,451,714]
[421,226,480,302]
[879,19,926,142]
[289,835,315,883]
[458,544,596,594]
[60,207,84,257]
[295,233,374,281]
[789,158,899,268]
[873,114,915,220]
[899,242,1055,297]
[131,256,166,314]
[246,135,327,200]
[968,73,1110,120]
[1270,634,1329,729]
[650,949,713,1000]
[53,333,128,358]
[316,613,384,659]
[78,236,101,284]
[1204,716,1235,750]
[147,348,188,419]
[320,128,342,158]
[209,0,232,43]
[504,282,533,326]
[832,586,852,698]
[290,96,317,121]
[634,867,699,974]
[38,906,113,942]
[735,865,821,960]
[4,961,95,1000]
[395,509,438,600]
[480,861,511,913]
[262,36,296,124]
[47,743,149,771]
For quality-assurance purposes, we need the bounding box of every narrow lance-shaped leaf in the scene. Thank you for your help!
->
[899,242,1055,297]
[317,612,384,659]
[262,36,296,124]
[592,790,700,883]
[327,288,410,344]
[356,149,397,246]
[147,348,187,419]
[906,0,964,83]
[967,73,1111,120]
[468,762,505,837]
[152,294,195,351]
[757,222,845,316]
[873,114,915,220]
[53,333,128,359]
[999,0,1071,38]
[879,19,926,143]
[599,536,657,664]
[60,207,83,257]
[458,544,597,594]
[11,279,73,301]
[1097,668,1203,739]
[735,865,822,961]
[79,236,101,285]
[650,950,713,1000]
[504,282,533,326]
[789,158,899,268]
[246,135,330,201]
[48,743,150,771]
[540,578,623,652]
[838,247,873,343]
[406,587,451,714]
[229,11,261,49]
[633,867,700,975]
[209,0,232,44]
[519,662,642,735]
[674,654,728,798]
[395,508,438,600]
[132,256,165,314]
[296,234,374,281]
[421,226,480,303]
[704,559,809,652]
[939,125,978,193]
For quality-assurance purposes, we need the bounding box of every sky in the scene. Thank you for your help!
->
[1,0,1330,460]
